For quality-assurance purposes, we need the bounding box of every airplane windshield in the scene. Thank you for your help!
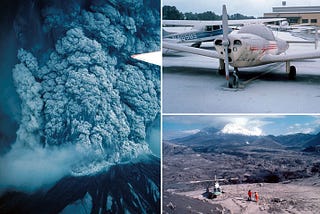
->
[205,25,221,32]
[238,24,275,41]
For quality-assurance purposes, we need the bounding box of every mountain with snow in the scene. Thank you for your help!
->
[220,123,263,136]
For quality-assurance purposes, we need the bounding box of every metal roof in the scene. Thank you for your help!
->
[273,6,320,13]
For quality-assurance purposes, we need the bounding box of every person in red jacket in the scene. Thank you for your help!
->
[248,190,252,201]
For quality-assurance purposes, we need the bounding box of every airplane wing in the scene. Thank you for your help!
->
[131,51,161,66]
[261,51,320,63]
[163,20,221,26]
[163,18,286,27]
[164,42,320,64]
[163,42,221,59]
[233,18,286,25]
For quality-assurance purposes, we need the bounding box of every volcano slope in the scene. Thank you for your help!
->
[1,155,160,214]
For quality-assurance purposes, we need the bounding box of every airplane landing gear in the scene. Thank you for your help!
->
[219,59,225,75]
[228,68,239,88]
[288,65,296,80]
[286,61,296,80]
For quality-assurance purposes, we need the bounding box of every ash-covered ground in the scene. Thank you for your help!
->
[163,128,320,214]
[163,30,320,113]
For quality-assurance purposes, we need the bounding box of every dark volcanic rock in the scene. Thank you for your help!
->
[163,141,195,155]
[269,133,314,149]
[303,145,320,153]
[304,133,320,148]
[0,155,160,214]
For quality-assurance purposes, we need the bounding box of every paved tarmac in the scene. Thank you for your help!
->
[163,39,320,113]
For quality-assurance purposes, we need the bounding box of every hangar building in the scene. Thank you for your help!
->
[264,6,320,26]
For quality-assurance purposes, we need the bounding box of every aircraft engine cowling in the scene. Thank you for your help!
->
[215,36,245,66]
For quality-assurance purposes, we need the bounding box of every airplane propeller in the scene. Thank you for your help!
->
[222,5,230,87]
[221,5,240,88]
[315,27,319,50]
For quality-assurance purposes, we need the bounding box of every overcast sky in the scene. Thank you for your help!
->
[163,115,320,140]
[163,0,320,17]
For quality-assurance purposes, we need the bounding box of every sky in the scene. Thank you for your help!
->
[162,0,320,18]
[163,115,320,140]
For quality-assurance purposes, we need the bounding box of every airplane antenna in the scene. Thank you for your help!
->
[222,5,230,87]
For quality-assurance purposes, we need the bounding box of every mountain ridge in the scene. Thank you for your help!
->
[169,126,319,151]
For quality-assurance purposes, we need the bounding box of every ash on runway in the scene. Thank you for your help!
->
[163,32,320,113]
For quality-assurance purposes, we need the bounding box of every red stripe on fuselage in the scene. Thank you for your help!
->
[250,45,277,52]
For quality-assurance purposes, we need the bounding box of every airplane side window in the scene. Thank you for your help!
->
[213,25,220,30]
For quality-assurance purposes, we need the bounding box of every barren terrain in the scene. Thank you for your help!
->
[164,180,320,214]
[163,131,320,214]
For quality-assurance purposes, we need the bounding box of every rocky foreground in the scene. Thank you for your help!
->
[163,176,320,214]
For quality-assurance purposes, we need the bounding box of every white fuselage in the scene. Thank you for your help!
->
[214,25,289,68]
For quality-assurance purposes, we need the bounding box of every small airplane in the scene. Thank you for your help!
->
[163,5,320,88]
[267,20,291,31]
[163,26,226,48]
[268,21,320,33]
[163,18,286,48]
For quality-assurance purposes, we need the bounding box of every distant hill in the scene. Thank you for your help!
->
[163,141,195,156]
[168,126,318,152]
[304,132,320,147]
[303,133,320,153]
[269,133,314,148]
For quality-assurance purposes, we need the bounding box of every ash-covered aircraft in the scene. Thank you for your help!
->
[163,5,320,88]
[163,18,286,48]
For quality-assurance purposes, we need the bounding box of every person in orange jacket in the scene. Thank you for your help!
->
[255,192,259,202]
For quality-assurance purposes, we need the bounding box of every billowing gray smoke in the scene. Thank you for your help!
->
[0,0,160,191]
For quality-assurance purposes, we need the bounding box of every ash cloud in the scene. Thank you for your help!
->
[0,144,81,193]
